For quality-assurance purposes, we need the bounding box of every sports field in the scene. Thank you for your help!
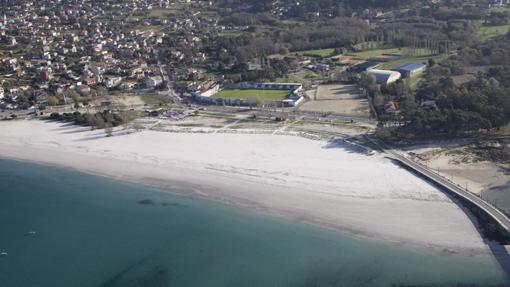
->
[212,89,290,101]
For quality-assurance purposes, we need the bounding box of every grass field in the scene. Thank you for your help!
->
[349,48,436,60]
[476,24,510,42]
[489,7,510,14]
[379,53,449,70]
[347,47,448,70]
[140,96,166,105]
[295,48,338,58]
[275,71,321,84]
[349,48,402,60]
[212,89,290,101]
[493,123,510,136]
[148,6,184,18]
[127,4,187,21]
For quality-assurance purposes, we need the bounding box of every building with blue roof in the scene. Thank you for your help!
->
[349,61,381,73]
[392,63,426,78]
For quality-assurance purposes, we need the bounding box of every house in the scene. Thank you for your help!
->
[39,67,53,81]
[84,76,99,86]
[145,76,163,88]
[392,63,426,78]
[145,108,164,117]
[367,69,402,84]
[307,63,330,72]
[385,101,397,114]
[104,76,122,88]
[419,99,437,109]
[33,90,49,104]
[76,84,91,95]
[197,80,219,97]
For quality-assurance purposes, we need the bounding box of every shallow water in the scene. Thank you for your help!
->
[0,159,508,287]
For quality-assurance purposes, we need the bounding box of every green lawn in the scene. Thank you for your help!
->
[379,53,449,70]
[127,4,187,21]
[349,48,402,60]
[408,74,424,90]
[278,19,304,26]
[148,6,183,18]
[476,24,510,42]
[349,48,436,60]
[212,89,290,101]
[493,123,510,136]
[347,47,448,70]
[295,48,338,58]
[489,7,510,14]
[218,31,244,37]
[275,75,307,84]
[140,96,166,105]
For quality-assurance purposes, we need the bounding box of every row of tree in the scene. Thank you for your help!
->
[49,110,135,131]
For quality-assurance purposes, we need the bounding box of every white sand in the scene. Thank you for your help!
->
[0,120,492,253]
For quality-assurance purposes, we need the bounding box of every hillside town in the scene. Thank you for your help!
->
[1,0,510,132]
[2,0,499,114]
[0,0,243,111]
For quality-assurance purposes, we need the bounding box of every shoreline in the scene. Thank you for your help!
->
[0,120,498,256]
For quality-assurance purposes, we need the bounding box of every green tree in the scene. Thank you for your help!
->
[48,96,59,106]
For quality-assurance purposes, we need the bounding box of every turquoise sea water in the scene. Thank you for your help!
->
[0,159,509,287]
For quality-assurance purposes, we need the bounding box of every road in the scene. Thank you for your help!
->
[370,137,510,234]
[195,105,376,124]
[154,48,181,103]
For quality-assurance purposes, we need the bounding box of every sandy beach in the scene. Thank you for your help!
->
[406,144,509,195]
[0,120,494,253]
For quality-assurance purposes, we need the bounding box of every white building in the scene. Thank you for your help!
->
[145,76,163,88]
[367,69,402,84]
[104,76,123,88]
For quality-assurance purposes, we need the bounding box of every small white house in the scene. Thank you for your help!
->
[145,76,163,88]
[104,76,123,88]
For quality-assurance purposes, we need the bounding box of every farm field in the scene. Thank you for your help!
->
[212,89,290,101]
[299,84,370,117]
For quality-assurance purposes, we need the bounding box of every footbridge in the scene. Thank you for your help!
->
[368,137,510,236]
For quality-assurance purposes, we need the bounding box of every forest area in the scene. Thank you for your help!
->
[361,30,510,140]
[206,0,492,78]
